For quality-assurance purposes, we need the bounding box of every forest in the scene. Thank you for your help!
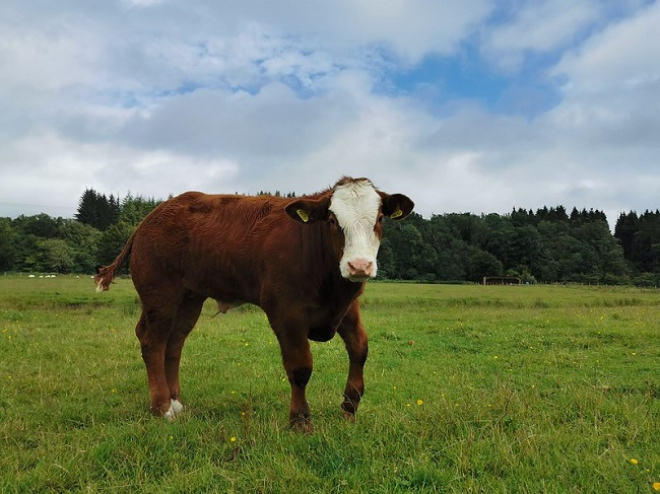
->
[1,188,660,286]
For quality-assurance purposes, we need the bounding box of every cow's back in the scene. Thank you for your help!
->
[129,192,296,306]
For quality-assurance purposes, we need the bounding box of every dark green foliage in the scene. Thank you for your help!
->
[96,222,134,273]
[76,189,120,231]
[118,193,160,226]
[0,218,18,271]
[614,211,638,260]
[4,215,100,274]
[0,189,154,274]
[614,210,660,283]
[58,220,102,273]
[380,207,630,284]
[2,190,658,286]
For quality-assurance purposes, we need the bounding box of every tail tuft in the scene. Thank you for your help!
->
[93,230,136,293]
[94,266,115,292]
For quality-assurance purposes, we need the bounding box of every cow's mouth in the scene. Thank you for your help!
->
[348,275,371,283]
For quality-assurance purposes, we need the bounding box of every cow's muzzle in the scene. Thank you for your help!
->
[347,259,374,281]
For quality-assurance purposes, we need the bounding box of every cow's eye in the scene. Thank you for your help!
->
[328,217,337,226]
[378,214,385,223]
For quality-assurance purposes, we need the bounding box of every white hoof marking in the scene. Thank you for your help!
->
[171,399,184,414]
[164,399,184,421]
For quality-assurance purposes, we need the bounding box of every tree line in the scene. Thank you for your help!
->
[379,207,628,284]
[0,190,160,275]
[1,189,659,286]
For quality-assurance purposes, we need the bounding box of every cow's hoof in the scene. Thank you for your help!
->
[163,399,184,421]
[341,399,358,418]
[291,420,314,434]
[289,412,313,434]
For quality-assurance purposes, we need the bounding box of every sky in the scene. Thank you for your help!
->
[1,0,659,228]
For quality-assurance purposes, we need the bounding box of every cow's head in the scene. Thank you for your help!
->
[285,177,414,282]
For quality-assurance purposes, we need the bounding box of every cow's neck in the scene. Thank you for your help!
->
[299,221,359,297]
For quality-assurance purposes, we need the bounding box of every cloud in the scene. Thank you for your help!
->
[485,0,600,70]
[553,1,660,93]
[548,1,660,161]
[163,0,493,63]
[0,0,659,229]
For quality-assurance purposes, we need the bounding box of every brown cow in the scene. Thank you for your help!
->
[95,176,413,430]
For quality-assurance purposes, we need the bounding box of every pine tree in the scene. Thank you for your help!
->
[569,207,581,224]
[119,193,160,226]
[76,189,99,227]
[75,189,119,231]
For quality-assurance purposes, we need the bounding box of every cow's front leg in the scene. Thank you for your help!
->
[277,332,314,432]
[264,307,313,432]
[338,301,368,420]
[263,295,314,432]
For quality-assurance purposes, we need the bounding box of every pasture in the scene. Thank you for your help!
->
[0,276,659,493]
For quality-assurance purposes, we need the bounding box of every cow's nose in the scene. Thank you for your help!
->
[348,259,373,279]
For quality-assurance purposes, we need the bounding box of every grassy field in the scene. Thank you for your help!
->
[1,276,659,493]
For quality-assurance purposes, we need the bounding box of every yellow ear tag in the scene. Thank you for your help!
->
[390,206,403,219]
[296,209,310,223]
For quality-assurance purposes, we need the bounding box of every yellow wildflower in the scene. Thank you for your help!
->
[417,399,423,406]
[630,458,638,465]
[652,482,660,491]
[230,437,236,443]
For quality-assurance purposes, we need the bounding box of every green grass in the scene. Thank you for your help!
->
[1,276,659,493]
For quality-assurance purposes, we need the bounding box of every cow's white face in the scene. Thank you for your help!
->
[329,180,382,281]
[284,177,414,283]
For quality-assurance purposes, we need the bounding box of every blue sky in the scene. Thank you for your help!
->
[392,49,520,114]
[0,0,659,227]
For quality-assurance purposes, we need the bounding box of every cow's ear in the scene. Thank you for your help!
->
[285,197,330,224]
[380,193,414,221]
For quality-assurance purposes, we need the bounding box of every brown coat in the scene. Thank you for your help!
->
[96,177,413,430]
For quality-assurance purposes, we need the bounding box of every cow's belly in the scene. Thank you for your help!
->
[183,268,260,307]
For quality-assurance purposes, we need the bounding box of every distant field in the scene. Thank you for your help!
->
[1,276,659,493]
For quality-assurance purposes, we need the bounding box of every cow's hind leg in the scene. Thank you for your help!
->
[338,302,368,420]
[164,292,205,418]
[135,308,176,418]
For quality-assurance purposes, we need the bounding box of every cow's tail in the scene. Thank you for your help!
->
[94,231,137,292]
